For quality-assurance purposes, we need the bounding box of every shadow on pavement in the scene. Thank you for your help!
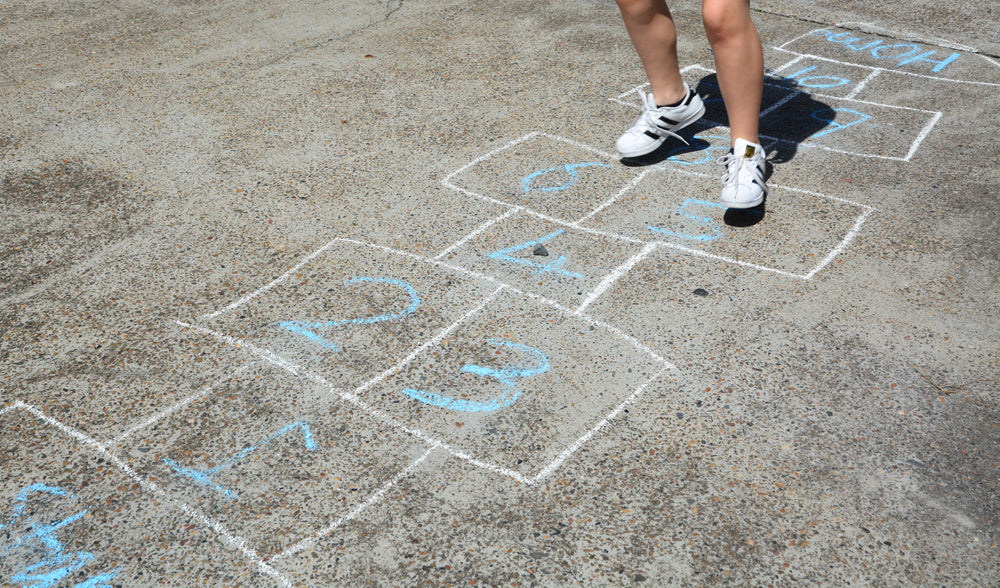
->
[618,72,835,225]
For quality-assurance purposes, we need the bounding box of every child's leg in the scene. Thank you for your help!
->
[702,0,767,208]
[615,0,686,105]
[701,0,764,145]
[614,0,706,157]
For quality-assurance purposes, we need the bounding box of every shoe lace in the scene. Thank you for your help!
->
[716,152,764,186]
[716,152,740,185]
[633,90,689,146]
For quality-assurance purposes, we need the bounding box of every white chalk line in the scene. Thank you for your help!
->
[770,54,806,75]
[8,401,292,587]
[833,22,980,53]
[433,207,523,261]
[845,69,883,100]
[527,368,668,483]
[759,89,802,119]
[184,235,677,367]
[267,236,668,365]
[647,177,875,280]
[523,207,645,244]
[177,292,536,484]
[608,65,702,107]
[271,446,437,561]
[686,63,942,113]
[173,321,338,393]
[203,239,340,319]
[811,92,939,115]
[758,134,909,162]
[168,323,522,486]
[654,241,807,280]
[905,111,944,162]
[112,362,256,444]
[390,195,874,284]
[440,131,868,278]
[772,52,881,103]
[566,159,874,279]
[778,24,980,55]
[767,182,873,209]
[441,132,541,187]
[534,131,620,160]
[573,168,652,225]
[335,239,676,366]
[575,243,658,315]
[354,284,506,396]
[802,206,874,280]
[175,320,308,377]
[442,179,523,210]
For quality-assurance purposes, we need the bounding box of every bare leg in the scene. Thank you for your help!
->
[702,0,763,145]
[615,0,687,106]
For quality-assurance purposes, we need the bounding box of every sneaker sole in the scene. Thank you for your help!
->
[616,101,707,158]
[720,189,766,209]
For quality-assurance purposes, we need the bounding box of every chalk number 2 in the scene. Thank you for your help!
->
[278,276,548,412]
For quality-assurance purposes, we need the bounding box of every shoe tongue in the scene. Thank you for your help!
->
[734,138,758,159]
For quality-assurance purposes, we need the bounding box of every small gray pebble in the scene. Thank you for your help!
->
[693,288,709,296]
[533,244,549,256]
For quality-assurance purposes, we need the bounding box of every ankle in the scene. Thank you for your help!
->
[652,83,688,108]
[731,137,762,149]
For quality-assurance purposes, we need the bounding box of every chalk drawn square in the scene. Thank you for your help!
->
[757,92,940,161]
[579,164,873,279]
[194,239,498,393]
[13,321,252,443]
[443,132,642,222]
[111,362,428,557]
[436,210,646,309]
[359,287,673,481]
[0,408,252,585]
[777,27,1000,85]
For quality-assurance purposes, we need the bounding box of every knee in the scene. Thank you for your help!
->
[701,1,740,44]
[616,0,664,23]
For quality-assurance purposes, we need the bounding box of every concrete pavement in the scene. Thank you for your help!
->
[2,0,998,585]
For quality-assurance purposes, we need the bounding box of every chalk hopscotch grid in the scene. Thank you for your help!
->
[176,236,678,485]
[0,402,295,587]
[442,132,874,280]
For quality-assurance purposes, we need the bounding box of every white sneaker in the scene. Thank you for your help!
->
[615,84,705,157]
[718,138,768,209]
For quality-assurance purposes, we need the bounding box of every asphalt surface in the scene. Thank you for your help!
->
[2,0,998,585]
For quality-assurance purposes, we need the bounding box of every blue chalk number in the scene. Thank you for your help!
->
[278,276,421,351]
[402,339,550,412]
